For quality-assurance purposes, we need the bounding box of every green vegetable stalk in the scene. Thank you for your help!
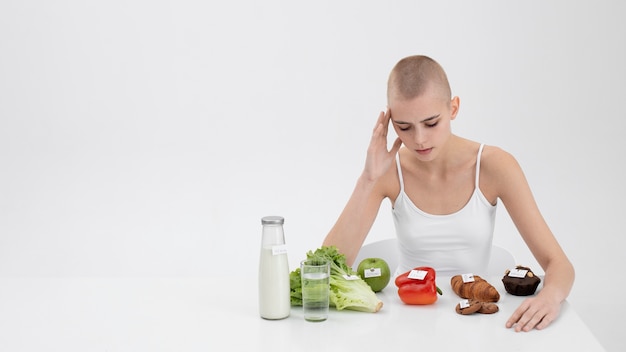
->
[289,268,303,306]
[290,246,383,313]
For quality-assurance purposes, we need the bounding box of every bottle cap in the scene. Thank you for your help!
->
[261,216,284,225]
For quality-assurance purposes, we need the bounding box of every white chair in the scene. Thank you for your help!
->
[487,244,517,276]
[352,238,515,277]
[353,238,401,273]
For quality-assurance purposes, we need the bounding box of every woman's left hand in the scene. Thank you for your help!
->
[505,293,561,332]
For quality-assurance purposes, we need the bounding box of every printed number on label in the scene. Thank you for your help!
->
[271,244,288,255]
[508,268,529,278]
[364,268,382,278]
[407,269,428,280]
[461,273,475,283]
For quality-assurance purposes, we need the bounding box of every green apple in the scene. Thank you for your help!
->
[357,257,391,292]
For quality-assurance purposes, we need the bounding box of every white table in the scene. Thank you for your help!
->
[0,276,605,351]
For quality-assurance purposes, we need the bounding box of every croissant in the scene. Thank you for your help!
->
[450,275,500,302]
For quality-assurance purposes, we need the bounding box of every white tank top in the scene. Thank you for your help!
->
[392,144,497,277]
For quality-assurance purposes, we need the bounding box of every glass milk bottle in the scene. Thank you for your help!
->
[258,216,290,319]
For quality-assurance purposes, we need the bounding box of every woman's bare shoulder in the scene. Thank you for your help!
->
[480,145,526,194]
[481,145,520,170]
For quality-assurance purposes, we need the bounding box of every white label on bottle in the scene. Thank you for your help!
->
[343,274,360,281]
[508,268,528,278]
[407,269,427,280]
[462,273,475,283]
[271,244,288,255]
[364,268,382,278]
[459,299,470,309]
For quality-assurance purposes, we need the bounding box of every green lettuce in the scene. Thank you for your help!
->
[290,246,383,313]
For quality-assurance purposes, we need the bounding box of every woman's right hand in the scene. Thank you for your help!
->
[362,109,402,182]
[323,109,401,263]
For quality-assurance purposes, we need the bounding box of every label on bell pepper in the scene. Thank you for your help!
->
[407,269,428,280]
[461,273,475,283]
[271,244,288,255]
[364,267,382,278]
[459,299,470,309]
[508,268,528,278]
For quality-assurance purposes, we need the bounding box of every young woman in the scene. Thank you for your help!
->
[322,55,574,332]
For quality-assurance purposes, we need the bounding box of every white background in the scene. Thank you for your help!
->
[1,1,623,350]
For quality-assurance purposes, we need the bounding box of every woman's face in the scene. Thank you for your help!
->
[388,91,459,161]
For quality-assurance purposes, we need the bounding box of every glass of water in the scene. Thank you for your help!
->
[300,259,330,322]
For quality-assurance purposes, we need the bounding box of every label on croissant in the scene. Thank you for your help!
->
[407,269,428,280]
[461,273,475,283]
[459,299,470,309]
[508,268,529,278]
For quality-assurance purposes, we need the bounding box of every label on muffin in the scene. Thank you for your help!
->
[508,268,529,278]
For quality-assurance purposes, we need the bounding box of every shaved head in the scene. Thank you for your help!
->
[387,55,451,102]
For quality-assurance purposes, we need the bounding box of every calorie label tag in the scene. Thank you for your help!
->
[407,269,428,280]
[508,268,529,278]
[459,299,470,309]
[364,268,382,278]
[271,244,288,255]
[343,274,361,281]
[461,273,475,283]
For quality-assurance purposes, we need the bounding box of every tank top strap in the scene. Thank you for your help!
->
[475,143,485,188]
[395,153,405,192]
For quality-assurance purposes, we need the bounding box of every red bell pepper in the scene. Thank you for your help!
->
[395,266,443,305]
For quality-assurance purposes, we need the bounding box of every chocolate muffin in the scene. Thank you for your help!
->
[502,265,541,296]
